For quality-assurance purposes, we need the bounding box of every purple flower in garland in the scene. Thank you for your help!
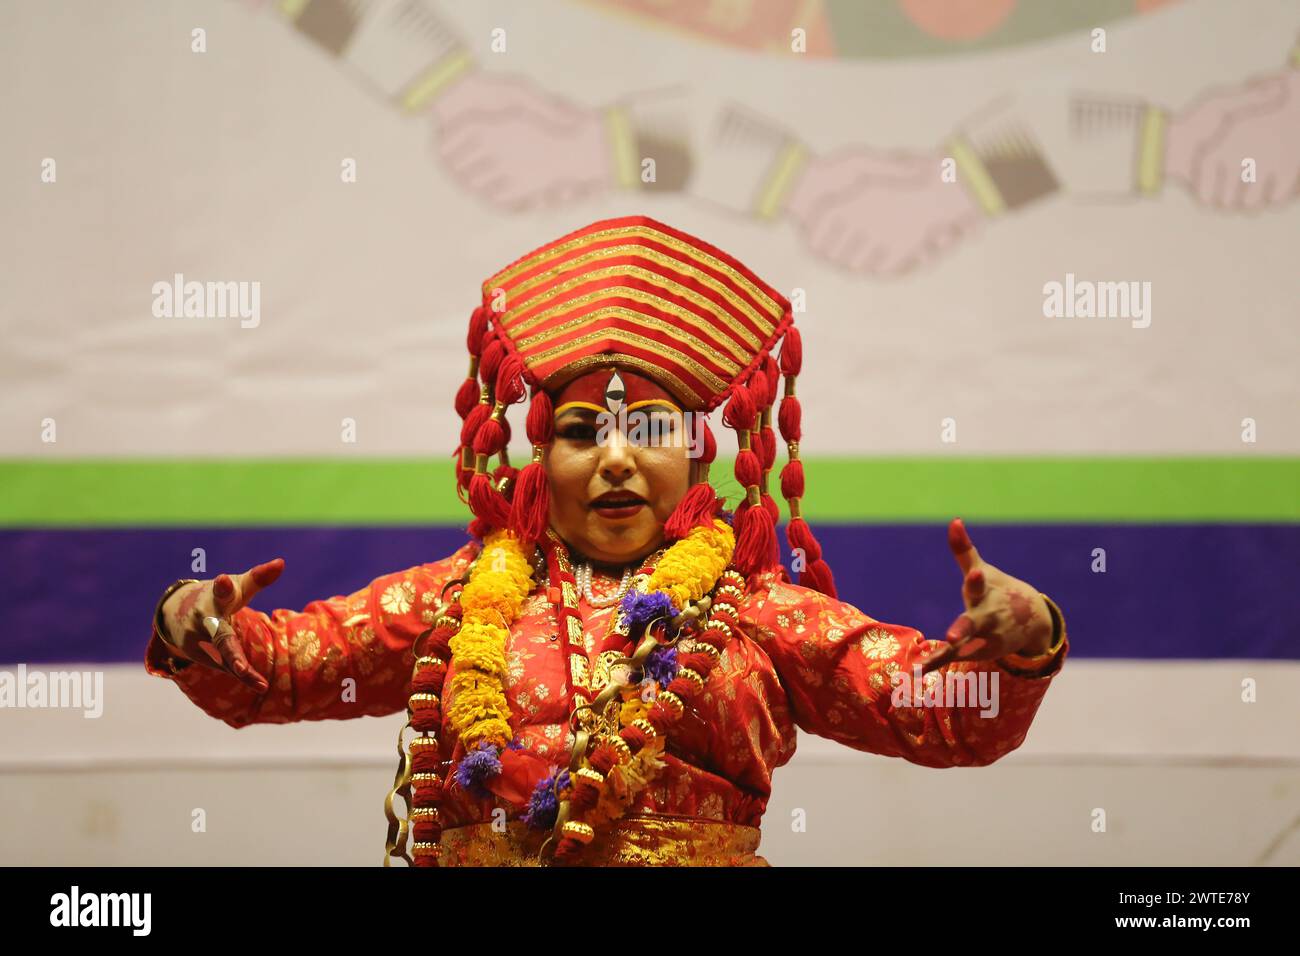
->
[454,740,502,799]
[643,645,678,687]
[522,769,570,830]
[620,589,677,630]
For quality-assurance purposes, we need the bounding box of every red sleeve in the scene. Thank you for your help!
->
[145,541,480,729]
[735,574,1068,768]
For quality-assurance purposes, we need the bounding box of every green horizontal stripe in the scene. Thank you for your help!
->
[0,457,1295,526]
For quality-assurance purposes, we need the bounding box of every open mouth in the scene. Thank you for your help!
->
[589,493,647,517]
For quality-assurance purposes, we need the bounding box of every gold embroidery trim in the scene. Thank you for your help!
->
[511,286,757,362]
[486,227,784,325]
[524,329,729,396]
[516,305,742,376]
[496,243,778,337]
[493,247,774,348]
[439,814,767,867]
[503,268,765,353]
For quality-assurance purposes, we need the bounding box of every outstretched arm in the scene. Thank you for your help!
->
[736,520,1066,768]
[145,541,480,729]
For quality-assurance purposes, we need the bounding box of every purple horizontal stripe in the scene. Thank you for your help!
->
[1,525,1296,665]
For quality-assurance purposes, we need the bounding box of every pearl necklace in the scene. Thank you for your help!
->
[574,560,633,608]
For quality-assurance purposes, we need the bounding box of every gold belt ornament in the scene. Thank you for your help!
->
[439,814,768,867]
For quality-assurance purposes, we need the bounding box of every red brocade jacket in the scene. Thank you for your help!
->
[146,540,1068,856]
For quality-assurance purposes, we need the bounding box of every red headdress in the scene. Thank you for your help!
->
[451,215,834,595]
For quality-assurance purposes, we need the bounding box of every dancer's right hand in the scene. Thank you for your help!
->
[158,559,285,693]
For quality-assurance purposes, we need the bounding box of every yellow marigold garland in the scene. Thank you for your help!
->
[446,529,534,751]
[644,519,734,607]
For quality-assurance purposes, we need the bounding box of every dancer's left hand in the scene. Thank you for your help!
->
[920,519,1055,674]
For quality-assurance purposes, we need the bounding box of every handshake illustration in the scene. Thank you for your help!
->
[1164,68,1300,210]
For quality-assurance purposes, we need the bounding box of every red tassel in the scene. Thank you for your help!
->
[734,449,761,488]
[467,306,489,355]
[761,353,780,405]
[779,325,802,377]
[647,701,677,727]
[525,390,554,445]
[411,749,442,774]
[494,354,527,407]
[468,516,492,540]
[416,655,448,679]
[589,744,617,775]
[469,473,511,528]
[570,779,600,810]
[732,502,777,576]
[732,500,751,537]
[663,482,718,539]
[723,387,755,432]
[423,635,453,662]
[509,461,551,542]
[788,517,821,562]
[412,819,441,843]
[707,604,738,630]
[788,517,837,597]
[760,492,780,525]
[480,338,505,385]
[454,376,479,420]
[411,671,442,695]
[778,395,802,443]
[620,725,648,752]
[454,309,491,420]
[412,778,443,805]
[677,652,715,674]
[410,708,440,732]
[473,417,507,457]
[780,459,805,500]
[665,677,699,702]
[700,420,717,464]
[694,627,728,653]
[802,559,837,596]
[756,426,776,469]
[747,369,769,412]
[460,403,490,447]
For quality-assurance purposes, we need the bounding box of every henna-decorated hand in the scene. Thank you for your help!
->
[920,519,1054,674]
[159,559,285,693]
